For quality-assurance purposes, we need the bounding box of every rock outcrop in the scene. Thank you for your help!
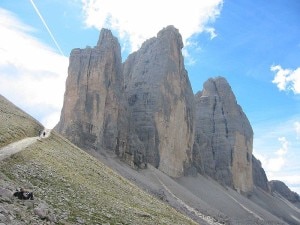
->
[252,155,269,192]
[123,26,195,177]
[56,26,256,188]
[55,29,127,156]
[56,26,195,178]
[269,180,300,203]
[193,77,253,192]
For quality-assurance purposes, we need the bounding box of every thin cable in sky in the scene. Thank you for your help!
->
[29,0,65,56]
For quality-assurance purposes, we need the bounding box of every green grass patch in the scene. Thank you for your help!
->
[0,132,197,225]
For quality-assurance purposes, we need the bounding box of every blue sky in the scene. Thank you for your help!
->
[0,0,299,194]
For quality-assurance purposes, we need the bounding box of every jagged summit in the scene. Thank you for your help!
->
[157,25,184,48]
[96,28,119,48]
[55,27,255,188]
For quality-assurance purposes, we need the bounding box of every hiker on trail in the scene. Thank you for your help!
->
[13,187,34,200]
[43,131,46,137]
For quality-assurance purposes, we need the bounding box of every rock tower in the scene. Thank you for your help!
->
[193,77,253,192]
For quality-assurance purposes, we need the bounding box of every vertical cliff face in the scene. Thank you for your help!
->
[193,77,253,192]
[56,26,257,189]
[55,29,127,155]
[252,155,269,192]
[123,26,195,177]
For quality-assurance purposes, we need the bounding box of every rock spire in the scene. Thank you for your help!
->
[55,28,127,155]
[193,77,254,192]
[56,26,256,191]
[123,25,195,177]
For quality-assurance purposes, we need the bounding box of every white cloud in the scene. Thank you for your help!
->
[0,8,68,128]
[254,117,300,194]
[204,27,217,39]
[271,65,300,94]
[294,121,300,139]
[275,137,288,156]
[255,137,289,172]
[81,0,223,52]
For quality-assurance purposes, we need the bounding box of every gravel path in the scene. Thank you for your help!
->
[0,129,50,161]
[0,137,38,160]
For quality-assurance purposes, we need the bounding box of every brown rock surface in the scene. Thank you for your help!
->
[55,29,127,156]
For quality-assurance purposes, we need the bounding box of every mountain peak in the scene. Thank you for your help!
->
[194,76,253,192]
[97,28,119,48]
[157,25,183,49]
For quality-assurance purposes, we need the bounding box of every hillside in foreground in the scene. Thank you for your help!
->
[1,84,300,225]
[0,94,43,148]
[0,94,199,224]
[0,130,199,225]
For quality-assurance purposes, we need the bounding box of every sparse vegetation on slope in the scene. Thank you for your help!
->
[0,95,43,147]
[0,132,198,225]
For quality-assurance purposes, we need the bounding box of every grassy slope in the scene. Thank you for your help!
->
[0,95,43,148]
[0,132,198,225]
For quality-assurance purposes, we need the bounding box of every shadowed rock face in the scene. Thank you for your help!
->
[252,155,269,192]
[55,29,127,156]
[269,180,300,203]
[193,77,254,192]
[123,26,195,177]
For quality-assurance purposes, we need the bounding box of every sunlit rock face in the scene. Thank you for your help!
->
[123,25,195,177]
[193,77,254,192]
[55,29,127,156]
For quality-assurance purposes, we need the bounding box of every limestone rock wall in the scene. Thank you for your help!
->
[123,26,195,177]
[252,155,269,192]
[193,77,254,192]
[56,26,257,190]
[55,29,127,155]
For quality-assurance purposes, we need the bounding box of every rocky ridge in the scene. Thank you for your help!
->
[269,180,300,203]
[55,25,296,199]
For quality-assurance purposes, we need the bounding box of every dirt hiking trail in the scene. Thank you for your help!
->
[0,129,51,161]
